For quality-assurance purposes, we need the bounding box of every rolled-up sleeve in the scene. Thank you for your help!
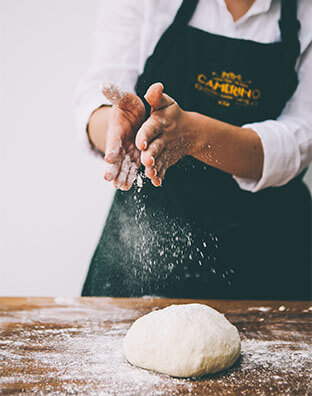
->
[73,0,143,152]
[234,42,312,192]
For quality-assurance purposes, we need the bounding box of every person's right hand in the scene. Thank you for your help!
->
[102,83,146,191]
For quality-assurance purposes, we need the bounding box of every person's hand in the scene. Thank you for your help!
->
[135,83,195,187]
[102,83,145,191]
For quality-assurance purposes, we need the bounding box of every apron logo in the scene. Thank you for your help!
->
[194,71,261,107]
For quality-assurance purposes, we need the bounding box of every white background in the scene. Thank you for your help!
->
[1,0,114,296]
[1,0,311,297]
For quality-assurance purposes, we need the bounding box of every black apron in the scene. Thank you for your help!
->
[82,0,311,300]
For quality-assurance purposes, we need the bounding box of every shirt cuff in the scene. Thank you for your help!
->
[233,120,301,192]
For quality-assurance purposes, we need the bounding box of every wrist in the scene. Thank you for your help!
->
[87,105,112,154]
[182,111,208,156]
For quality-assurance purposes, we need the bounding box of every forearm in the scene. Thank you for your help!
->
[87,105,112,154]
[186,111,264,180]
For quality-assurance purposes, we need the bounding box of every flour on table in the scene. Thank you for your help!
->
[1,301,312,395]
[247,306,272,312]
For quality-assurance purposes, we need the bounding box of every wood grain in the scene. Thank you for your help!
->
[0,297,311,395]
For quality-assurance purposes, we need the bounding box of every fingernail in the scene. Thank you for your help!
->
[151,156,155,166]
[143,141,148,150]
[153,168,157,177]
[152,177,162,187]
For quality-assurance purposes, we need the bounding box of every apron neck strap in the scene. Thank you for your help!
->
[279,0,301,68]
[172,0,199,27]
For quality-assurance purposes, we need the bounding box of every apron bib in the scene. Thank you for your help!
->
[82,0,311,300]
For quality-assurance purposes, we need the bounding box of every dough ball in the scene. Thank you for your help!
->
[123,303,241,378]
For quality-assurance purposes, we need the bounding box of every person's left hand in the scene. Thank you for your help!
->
[135,83,195,187]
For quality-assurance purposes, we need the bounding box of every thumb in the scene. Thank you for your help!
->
[101,82,145,121]
[144,82,175,112]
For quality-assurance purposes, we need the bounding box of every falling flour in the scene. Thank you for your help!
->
[114,174,228,296]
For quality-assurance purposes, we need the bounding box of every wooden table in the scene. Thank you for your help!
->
[0,297,311,395]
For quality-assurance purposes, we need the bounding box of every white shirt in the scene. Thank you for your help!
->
[74,0,312,192]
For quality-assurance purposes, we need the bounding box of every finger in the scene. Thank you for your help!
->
[114,155,131,189]
[126,143,141,169]
[145,153,164,186]
[101,82,145,120]
[140,149,155,168]
[151,176,162,187]
[104,160,121,182]
[151,157,169,187]
[145,166,157,180]
[105,145,123,164]
[141,138,165,168]
[149,150,167,182]
[104,125,123,180]
[132,148,141,168]
[124,161,138,190]
[105,120,123,164]
[153,151,166,175]
[144,82,175,111]
[135,118,161,151]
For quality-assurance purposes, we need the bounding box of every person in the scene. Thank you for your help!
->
[74,0,312,300]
